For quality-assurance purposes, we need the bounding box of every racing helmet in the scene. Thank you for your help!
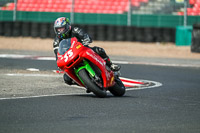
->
[54,17,71,39]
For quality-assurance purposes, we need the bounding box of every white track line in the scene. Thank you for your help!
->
[5,73,62,77]
[0,93,87,100]
[0,54,33,58]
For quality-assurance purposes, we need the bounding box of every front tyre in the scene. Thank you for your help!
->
[78,69,107,98]
[109,77,126,96]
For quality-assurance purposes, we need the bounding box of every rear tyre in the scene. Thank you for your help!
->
[109,77,126,96]
[78,69,107,98]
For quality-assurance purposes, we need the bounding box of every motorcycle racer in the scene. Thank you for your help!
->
[53,17,120,85]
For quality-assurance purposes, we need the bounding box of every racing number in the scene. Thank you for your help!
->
[64,50,73,62]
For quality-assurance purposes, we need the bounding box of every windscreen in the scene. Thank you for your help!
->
[58,39,71,55]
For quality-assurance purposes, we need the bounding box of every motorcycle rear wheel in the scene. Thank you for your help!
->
[109,77,126,96]
[78,69,107,98]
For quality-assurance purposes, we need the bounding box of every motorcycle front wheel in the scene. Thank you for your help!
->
[78,69,107,98]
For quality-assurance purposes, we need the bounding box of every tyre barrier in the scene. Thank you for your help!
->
[153,28,163,42]
[0,21,4,36]
[22,22,30,37]
[49,22,55,38]
[116,26,125,41]
[107,25,116,41]
[13,21,21,37]
[40,23,49,38]
[96,25,106,41]
[87,25,97,40]
[134,27,144,42]
[30,22,40,38]
[4,22,13,37]
[191,23,200,53]
[162,28,175,42]
[0,21,176,43]
[126,26,134,41]
[143,28,154,42]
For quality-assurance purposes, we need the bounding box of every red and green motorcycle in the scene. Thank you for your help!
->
[57,37,125,98]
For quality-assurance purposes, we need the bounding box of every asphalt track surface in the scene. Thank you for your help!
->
[0,51,200,133]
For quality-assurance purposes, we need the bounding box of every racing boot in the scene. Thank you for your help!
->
[105,57,121,71]
[63,73,79,86]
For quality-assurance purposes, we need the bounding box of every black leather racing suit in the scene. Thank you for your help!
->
[53,26,109,61]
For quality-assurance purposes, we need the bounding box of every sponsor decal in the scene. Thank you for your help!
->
[76,44,82,49]
[71,40,76,48]
[86,52,104,66]
[105,70,111,80]
[111,76,114,84]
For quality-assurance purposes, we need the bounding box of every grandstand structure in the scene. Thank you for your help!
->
[0,0,199,16]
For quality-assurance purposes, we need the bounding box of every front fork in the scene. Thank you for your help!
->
[74,60,96,85]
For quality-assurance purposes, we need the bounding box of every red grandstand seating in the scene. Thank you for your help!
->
[189,0,196,5]
[177,0,200,16]
[0,3,15,10]
[73,0,129,14]
[140,0,149,3]
[131,1,140,7]
[4,0,199,16]
[177,11,184,15]
[1,0,147,14]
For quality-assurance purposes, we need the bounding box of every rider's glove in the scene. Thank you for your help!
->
[82,35,91,46]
